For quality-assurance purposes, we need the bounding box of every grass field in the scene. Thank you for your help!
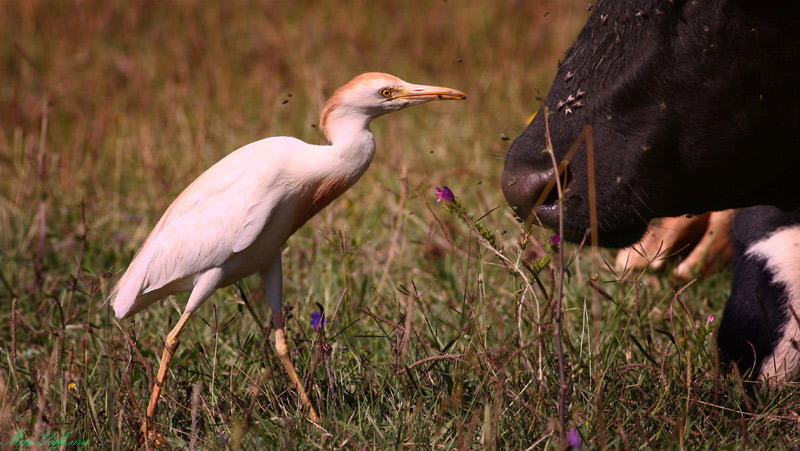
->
[1,1,799,449]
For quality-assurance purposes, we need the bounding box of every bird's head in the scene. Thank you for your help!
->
[320,72,466,142]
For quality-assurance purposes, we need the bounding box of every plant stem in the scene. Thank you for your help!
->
[544,107,568,447]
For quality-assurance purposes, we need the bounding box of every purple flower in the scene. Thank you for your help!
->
[567,428,581,450]
[550,233,561,246]
[707,314,715,323]
[435,186,455,203]
[311,312,328,330]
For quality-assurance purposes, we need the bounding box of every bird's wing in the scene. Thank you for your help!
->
[139,170,279,290]
[112,138,300,316]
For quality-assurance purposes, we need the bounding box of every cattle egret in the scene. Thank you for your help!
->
[111,72,465,437]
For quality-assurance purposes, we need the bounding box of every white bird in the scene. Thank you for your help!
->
[110,72,466,436]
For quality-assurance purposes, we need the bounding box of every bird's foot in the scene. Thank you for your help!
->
[139,419,167,449]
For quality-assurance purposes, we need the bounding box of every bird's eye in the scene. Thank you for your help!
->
[380,88,392,98]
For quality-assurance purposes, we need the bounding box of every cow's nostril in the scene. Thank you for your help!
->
[502,166,558,222]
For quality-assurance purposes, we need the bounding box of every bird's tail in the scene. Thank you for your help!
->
[110,270,144,319]
[109,247,155,319]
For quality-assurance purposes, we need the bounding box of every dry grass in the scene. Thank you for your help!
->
[1,1,799,449]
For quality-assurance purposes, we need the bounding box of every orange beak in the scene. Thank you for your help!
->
[395,84,467,101]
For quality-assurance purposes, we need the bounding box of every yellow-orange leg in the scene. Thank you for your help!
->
[273,311,320,423]
[141,311,194,443]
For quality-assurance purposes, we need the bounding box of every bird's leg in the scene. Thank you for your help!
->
[262,253,320,423]
[272,311,320,423]
[141,311,193,442]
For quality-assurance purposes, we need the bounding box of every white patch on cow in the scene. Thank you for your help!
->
[745,226,800,383]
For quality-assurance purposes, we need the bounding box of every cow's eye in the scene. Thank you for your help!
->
[380,88,392,98]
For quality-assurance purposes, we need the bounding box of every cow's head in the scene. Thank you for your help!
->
[502,0,799,247]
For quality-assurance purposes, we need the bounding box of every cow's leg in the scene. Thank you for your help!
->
[718,206,800,385]
[673,210,734,279]
[615,214,710,273]
[615,211,734,279]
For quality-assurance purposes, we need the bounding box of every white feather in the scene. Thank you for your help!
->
[112,138,309,317]
[110,73,466,319]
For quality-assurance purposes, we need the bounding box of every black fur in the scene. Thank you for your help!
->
[719,207,800,376]
[502,0,799,247]
[501,0,800,379]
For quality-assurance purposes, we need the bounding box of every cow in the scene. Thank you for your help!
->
[501,0,799,383]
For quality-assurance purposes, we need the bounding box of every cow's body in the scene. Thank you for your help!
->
[502,0,799,381]
[722,207,800,381]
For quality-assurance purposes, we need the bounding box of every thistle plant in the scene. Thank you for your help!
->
[435,186,496,248]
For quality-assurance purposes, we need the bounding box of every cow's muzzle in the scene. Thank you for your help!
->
[502,164,566,229]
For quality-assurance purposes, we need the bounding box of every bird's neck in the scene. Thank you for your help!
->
[324,114,377,179]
